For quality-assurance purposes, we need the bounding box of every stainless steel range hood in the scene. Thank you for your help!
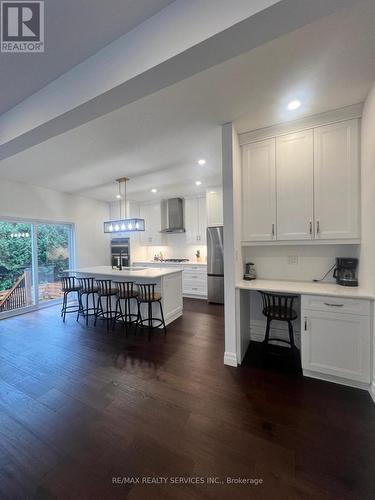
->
[160,198,185,233]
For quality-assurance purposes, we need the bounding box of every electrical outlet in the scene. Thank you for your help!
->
[288,255,298,265]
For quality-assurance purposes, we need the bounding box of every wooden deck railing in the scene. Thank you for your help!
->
[0,270,32,313]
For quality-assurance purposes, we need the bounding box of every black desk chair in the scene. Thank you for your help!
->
[77,277,98,326]
[135,283,167,340]
[259,291,299,365]
[60,275,82,322]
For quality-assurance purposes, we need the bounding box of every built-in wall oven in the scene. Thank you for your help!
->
[111,238,130,268]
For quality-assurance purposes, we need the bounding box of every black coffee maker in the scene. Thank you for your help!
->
[333,258,358,287]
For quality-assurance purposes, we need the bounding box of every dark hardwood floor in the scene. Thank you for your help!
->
[0,298,374,499]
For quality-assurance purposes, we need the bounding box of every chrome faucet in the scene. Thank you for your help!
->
[118,249,127,271]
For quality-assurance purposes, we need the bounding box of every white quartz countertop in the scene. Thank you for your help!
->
[134,261,207,267]
[236,279,374,300]
[72,266,183,279]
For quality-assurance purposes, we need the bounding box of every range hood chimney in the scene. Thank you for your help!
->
[160,198,185,233]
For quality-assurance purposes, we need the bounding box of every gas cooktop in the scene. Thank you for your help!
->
[160,258,189,263]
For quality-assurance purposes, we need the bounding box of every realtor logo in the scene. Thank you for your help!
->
[1,1,44,52]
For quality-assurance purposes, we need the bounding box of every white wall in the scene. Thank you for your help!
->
[222,123,242,366]
[244,244,359,282]
[0,178,110,267]
[358,81,375,401]
[359,83,375,294]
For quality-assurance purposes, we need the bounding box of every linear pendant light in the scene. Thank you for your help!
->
[103,177,145,233]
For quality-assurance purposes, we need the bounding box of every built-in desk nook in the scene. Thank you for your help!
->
[236,279,374,392]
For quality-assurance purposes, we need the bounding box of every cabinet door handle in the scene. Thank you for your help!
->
[309,221,312,235]
[304,317,308,331]
[271,224,275,238]
[316,220,320,234]
[324,302,344,307]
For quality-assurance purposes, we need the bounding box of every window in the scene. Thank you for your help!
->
[0,219,74,317]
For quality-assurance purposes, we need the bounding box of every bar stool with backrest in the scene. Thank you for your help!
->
[135,283,166,340]
[60,274,82,322]
[77,277,99,326]
[112,281,138,333]
[259,291,299,365]
[94,279,118,330]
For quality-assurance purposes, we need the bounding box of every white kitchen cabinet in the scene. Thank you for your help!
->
[185,197,207,244]
[276,130,314,240]
[242,138,276,241]
[182,264,207,298]
[241,119,360,244]
[134,262,208,299]
[139,203,166,246]
[314,119,360,240]
[206,187,223,227]
[198,196,207,244]
[301,295,371,384]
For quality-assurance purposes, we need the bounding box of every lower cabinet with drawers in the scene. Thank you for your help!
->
[182,265,207,299]
[133,262,207,299]
[301,295,371,387]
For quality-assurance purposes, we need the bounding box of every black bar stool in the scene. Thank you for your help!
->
[135,283,167,340]
[112,281,138,333]
[77,277,99,326]
[94,279,118,330]
[259,291,299,365]
[60,275,82,322]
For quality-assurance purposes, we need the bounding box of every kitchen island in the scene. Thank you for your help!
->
[73,266,183,326]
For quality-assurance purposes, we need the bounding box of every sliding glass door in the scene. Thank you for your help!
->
[0,219,74,318]
[37,223,73,303]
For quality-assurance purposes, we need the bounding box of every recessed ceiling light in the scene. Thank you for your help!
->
[151,188,157,193]
[195,181,202,186]
[287,99,301,111]
[198,158,206,166]
[116,194,121,199]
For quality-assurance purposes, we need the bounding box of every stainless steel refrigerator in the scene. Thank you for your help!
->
[207,226,224,304]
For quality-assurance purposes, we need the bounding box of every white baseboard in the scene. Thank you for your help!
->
[370,382,375,402]
[224,351,237,367]
[303,369,371,392]
[165,306,183,326]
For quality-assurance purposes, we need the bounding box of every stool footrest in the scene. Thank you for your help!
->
[137,317,165,329]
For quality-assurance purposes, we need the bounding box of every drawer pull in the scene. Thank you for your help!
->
[324,302,344,307]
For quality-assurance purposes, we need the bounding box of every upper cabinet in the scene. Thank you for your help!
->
[242,138,276,241]
[206,187,223,227]
[241,118,360,244]
[185,196,207,244]
[314,120,360,240]
[276,130,314,241]
[139,202,166,246]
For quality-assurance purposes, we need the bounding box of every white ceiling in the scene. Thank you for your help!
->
[0,0,374,203]
[0,0,174,115]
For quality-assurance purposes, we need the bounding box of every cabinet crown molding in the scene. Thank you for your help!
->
[239,103,362,146]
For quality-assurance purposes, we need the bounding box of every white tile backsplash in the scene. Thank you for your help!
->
[132,233,207,262]
[242,244,360,282]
